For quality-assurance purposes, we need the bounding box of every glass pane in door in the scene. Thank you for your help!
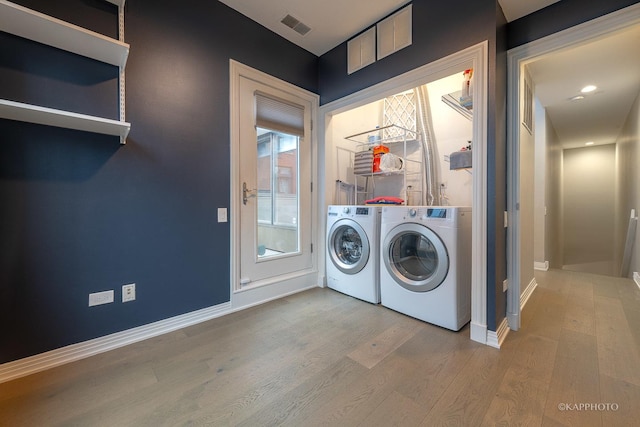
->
[256,128,299,259]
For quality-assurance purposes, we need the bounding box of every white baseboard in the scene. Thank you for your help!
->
[534,261,549,271]
[232,270,318,311]
[507,277,538,331]
[521,277,538,310]
[319,273,327,288]
[1,276,323,385]
[634,272,640,289]
[0,301,232,384]
[487,317,510,349]
[470,321,487,345]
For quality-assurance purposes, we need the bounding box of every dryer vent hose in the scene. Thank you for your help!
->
[414,85,438,206]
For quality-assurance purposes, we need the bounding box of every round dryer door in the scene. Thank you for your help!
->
[327,219,370,275]
[383,223,449,292]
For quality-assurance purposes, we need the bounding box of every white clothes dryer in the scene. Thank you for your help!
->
[379,206,472,330]
[326,205,381,304]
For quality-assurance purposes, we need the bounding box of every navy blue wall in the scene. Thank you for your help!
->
[490,4,508,332]
[319,0,498,105]
[3,0,637,365]
[0,0,317,364]
[318,0,509,331]
[507,0,640,50]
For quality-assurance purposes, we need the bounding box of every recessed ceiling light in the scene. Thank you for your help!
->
[570,95,585,101]
[585,141,594,146]
[581,85,597,93]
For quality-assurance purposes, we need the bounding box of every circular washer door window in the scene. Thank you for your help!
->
[383,223,448,292]
[328,219,370,275]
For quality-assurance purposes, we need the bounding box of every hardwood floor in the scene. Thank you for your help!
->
[1,269,639,426]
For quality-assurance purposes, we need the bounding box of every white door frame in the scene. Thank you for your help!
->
[318,42,489,344]
[230,60,320,311]
[506,4,640,330]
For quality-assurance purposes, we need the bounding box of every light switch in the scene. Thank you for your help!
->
[218,208,228,223]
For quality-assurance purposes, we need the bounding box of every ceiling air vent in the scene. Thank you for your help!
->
[281,14,311,36]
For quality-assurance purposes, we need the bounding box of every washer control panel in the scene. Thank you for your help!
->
[426,208,448,218]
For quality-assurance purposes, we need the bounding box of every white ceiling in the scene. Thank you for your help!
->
[218,0,411,56]
[527,25,640,149]
[219,0,640,149]
[219,0,558,56]
[499,0,561,23]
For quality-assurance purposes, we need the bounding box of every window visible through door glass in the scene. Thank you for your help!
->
[256,127,299,258]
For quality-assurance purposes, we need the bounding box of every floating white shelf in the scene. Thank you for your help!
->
[442,91,473,121]
[0,0,129,67]
[105,0,126,7]
[0,99,130,144]
[0,0,130,143]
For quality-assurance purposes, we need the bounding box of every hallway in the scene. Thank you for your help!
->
[497,269,640,425]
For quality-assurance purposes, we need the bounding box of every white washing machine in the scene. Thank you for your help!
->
[326,205,381,304]
[380,206,472,330]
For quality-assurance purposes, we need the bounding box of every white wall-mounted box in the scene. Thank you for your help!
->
[377,4,412,60]
[347,27,376,74]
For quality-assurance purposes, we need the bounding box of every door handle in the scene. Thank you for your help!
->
[243,182,257,205]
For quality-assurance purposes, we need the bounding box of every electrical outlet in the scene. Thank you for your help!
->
[122,283,136,302]
[89,290,114,307]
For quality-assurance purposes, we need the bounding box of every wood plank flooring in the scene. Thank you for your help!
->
[1,269,639,426]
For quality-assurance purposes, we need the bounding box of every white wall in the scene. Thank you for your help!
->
[542,91,638,277]
[545,111,563,269]
[426,74,473,207]
[563,144,617,275]
[533,97,546,267]
[519,92,535,294]
[326,73,473,207]
[328,101,382,204]
[615,90,640,277]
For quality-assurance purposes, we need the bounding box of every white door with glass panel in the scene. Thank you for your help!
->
[237,76,313,288]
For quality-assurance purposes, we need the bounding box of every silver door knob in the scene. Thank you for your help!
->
[243,182,257,205]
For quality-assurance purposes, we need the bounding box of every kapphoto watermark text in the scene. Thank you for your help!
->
[557,402,619,412]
